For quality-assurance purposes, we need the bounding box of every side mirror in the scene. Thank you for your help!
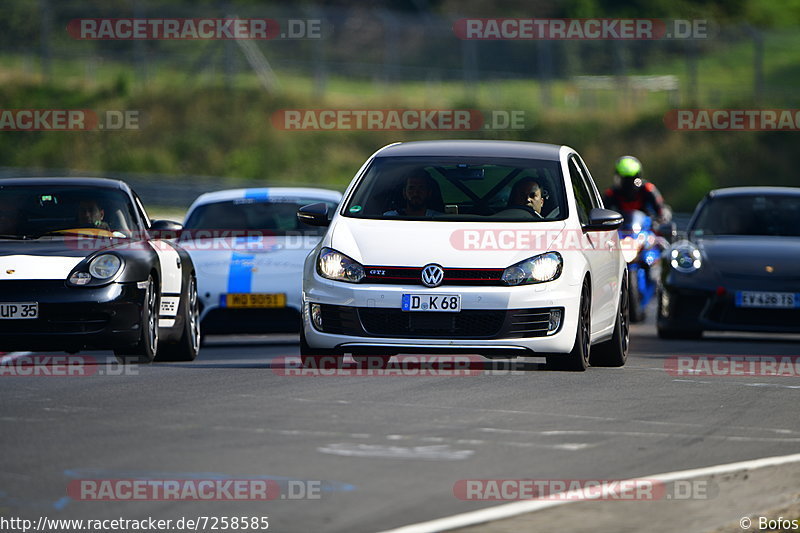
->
[297,202,331,227]
[150,219,184,231]
[585,208,623,231]
[150,219,184,240]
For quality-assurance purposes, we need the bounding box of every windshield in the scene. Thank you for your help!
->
[0,185,137,239]
[183,196,339,237]
[691,194,800,237]
[343,156,566,222]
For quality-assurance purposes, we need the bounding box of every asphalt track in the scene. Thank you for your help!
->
[2,305,799,533]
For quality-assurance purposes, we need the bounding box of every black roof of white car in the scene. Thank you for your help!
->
[376,140,564,160]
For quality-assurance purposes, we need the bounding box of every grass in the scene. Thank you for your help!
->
[0,27,799,211]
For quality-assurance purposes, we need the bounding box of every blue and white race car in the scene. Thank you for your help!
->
[181,187,342,335]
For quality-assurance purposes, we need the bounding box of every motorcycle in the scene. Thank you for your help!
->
[619,210,668,323]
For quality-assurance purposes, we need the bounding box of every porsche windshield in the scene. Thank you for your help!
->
[692,194,800,237]
[343,156,566,221]
[0,185,137,239]
[184,197,338,236]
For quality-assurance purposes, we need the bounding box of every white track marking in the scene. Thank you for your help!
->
[318,443,474,461]
[479,427,800,443]
[377,452,800,533]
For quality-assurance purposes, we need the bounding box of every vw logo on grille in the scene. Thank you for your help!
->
[421,264,444,287]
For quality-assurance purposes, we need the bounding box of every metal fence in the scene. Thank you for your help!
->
[1,1,793,109]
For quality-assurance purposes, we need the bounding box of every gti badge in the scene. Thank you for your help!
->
[421,264,444,288]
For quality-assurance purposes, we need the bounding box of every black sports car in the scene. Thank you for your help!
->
[0,177,200,363]
[658,186,800,339]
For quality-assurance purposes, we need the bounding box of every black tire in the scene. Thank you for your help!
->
[548,280,591,371]
[114,275,159,364]
[352,355,392,369]
[157,275,201,362]
[629,270,645,323]
[591,272,630,367]
[299,327,342,368]
[657,326,703,340]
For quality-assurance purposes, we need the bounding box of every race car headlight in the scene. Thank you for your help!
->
[670,242,702,273]
[88,254,122,279]
[621,236,639,263]
[317,247,365,283]
[502,252,563,286]
[68,271,92,286]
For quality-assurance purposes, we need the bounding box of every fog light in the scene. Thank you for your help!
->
[310,303,323,330]
[69,272,91,286]
[548,309,562,334]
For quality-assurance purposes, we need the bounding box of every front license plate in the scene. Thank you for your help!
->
[224,293,286,308]
[0,302,38,319]
[735,291,800,309]
[401,294,461,312]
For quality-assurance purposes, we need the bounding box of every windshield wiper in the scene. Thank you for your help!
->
[0,234,35,240]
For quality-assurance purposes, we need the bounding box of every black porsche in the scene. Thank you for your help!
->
[658,186,800,339]
[0,177,200,363]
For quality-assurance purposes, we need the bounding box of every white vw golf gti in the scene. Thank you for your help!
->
[298,141,629,371]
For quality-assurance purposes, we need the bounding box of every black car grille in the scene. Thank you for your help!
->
[314,305,561,339]
[359,308,506,337]
[363,266,505,286]
[508,309,555,337]
[0,314,109,334]
[708,306,800,328]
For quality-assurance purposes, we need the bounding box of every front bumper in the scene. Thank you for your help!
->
[0,280,144,351]
[302,276,581,355]
[659,275,800,334]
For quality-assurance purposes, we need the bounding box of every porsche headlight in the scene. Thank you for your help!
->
[317,247,365,283]
[88,254,122,279]
[670,242,702,273]
[502,252,563,286]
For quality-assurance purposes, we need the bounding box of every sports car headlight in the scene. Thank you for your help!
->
[317,247,365,283]
[502,252,563,286]
[670,242,702,273]
[88,254,122,279]
[621,236,639,263]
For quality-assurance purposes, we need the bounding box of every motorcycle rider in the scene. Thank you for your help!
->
[603,155,669,222]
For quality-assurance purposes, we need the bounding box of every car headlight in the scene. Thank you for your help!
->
[317,247,365,283]
[88,254,122,279]
[501,252,563,286]
[669,242,702,273]
[621,236,639,263]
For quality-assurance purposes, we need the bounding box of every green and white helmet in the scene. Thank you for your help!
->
[615,155,642,179]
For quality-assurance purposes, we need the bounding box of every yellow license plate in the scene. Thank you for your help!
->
[225,293,286,308]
